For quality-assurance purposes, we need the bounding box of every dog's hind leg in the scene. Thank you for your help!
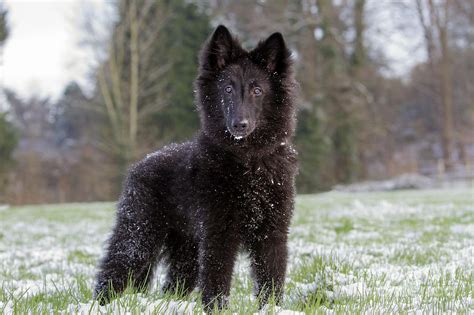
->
[161,229,199,295]
[94,166,167,304]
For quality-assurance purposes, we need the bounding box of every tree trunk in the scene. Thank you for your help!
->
[418,0,455,171]
[129,0,139,160]
[352,0,366,69]
[436,0,454,171]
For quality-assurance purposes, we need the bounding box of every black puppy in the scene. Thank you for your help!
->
[94,25,298,310]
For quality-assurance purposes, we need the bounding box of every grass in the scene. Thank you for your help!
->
[0,187,473,314]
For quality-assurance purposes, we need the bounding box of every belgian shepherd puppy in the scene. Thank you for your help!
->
[94,25,298,310]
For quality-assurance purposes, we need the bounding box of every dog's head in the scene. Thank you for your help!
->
[196,25,296,148]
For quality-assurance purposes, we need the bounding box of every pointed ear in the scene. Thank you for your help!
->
[251,32,291,75]
[200,25,242,71]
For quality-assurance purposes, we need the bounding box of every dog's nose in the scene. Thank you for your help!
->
[232,119,248,132]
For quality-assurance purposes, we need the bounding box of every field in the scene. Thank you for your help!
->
[0,188,473,314]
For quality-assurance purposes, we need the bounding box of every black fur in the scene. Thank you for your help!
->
[94,25,298,310]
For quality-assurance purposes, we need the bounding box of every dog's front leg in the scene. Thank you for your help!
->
[250,230,288,307]
[198,227,239,311]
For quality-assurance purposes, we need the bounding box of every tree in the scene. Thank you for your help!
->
[152,0,211,142]
[0,4,8,44]
[80,0,172,180]
[415,0,455,171]
[82,0,211,193]
[0,113,17,197]
[51,83,114,203]
[4,87,114,204]
[53,82,94,147]
[207,0,370,191]
[0,6,17,199]
[3,90,55,204]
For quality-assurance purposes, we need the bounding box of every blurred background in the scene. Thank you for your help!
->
[0,0,472,205]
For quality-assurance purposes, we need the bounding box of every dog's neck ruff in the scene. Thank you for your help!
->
[198,130,290,162]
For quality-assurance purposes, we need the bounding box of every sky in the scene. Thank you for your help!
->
[0,0,425,101]
[1,0,101,100]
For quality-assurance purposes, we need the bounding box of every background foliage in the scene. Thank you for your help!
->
[1,0,473,203]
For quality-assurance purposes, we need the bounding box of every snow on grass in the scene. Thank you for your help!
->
[286,188,473,313]
[0,188,473,314]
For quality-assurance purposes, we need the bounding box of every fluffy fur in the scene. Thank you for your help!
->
[94,25,298,310]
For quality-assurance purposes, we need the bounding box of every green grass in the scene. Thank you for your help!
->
[0,187,473,314]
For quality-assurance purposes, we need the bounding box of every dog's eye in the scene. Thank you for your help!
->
[225,86,232,94]
[253,87,262,96]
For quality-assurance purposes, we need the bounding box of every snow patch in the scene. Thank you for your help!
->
[450,224,474,236]
[257,305,305,315]
[333,174,434,192]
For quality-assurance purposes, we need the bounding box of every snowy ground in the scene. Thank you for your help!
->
[0,188,473,314]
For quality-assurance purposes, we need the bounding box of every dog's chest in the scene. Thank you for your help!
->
[231,157,291,230]
[193,147,296,231]
[237,172,276,231]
